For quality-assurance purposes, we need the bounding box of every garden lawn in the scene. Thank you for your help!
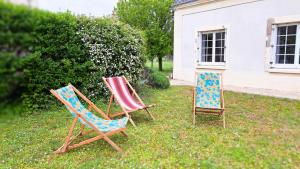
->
[0,86,299,168]
[146,60,173,77]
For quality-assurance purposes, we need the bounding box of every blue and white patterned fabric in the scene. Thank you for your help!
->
[55,85,128,132]
[195,72,221,109]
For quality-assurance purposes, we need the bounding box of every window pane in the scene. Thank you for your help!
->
[276,55,285,64]
[286,45,295,54]
[277,36,286,45]
[278,26,287,35]
[215,40,221,47]
[215,55,222,62]
[207,33,213,40]
[206,55,212,62]
[216,33,222,40]
[207,41,213,48]
[287,25,297,35]
[286,35,296,44]
[202,34,207,41]
[207,48,213,55]
[276,46,285,55]
[215,48,221,55]
[285,55,295,64]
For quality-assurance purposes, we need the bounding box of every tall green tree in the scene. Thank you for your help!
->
[116,0,173,71]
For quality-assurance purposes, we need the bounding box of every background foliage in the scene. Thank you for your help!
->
[116,0,173,71]
[0,1,145,111]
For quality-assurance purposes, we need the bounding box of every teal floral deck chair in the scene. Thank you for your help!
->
[50,84,128,153]
[192,72,225,128]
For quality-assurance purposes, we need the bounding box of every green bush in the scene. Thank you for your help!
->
[77,17,145,97]
[0,1,145,112]
[148,70,170,89]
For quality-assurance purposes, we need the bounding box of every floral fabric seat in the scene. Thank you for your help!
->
[195,72,221,109]
[55,85,128,132]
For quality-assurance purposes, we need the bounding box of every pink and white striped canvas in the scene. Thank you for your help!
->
[106,77,145,111]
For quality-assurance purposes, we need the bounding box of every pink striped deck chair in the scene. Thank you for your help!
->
[103,76,155,127]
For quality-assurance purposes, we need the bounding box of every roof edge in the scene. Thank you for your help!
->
[174,0,220,10]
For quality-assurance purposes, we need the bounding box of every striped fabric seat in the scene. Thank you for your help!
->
[106,77,145,111]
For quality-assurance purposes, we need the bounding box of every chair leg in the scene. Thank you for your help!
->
[125,112,136,127]
[55,117,78,153]
[193,110,196,125]
[103,136,123,152]
[128,117,136,127]
[223,111,226,129]
[79,124,85,136]
[144,108,155,120]
[106,95,113,115]
[120,131,128,137]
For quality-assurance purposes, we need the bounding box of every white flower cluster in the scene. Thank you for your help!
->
[77,19,145,99]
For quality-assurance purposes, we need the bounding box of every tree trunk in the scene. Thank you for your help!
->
[158,57,163,71]
[151,60,154,68]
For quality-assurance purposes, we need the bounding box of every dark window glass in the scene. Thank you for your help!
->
[286,45,295,54]
[277,36,286,45]
[207,33,213,40]
[285,55,295,64]
[278,26,287,35]
[287,25,297,35]
[276,55,285,64]
[215,55,221,62]
[286,35,296,44]
[276,46,285,55]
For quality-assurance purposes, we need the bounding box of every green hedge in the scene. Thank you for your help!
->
[0,2,145,111]
[148,70,170,89]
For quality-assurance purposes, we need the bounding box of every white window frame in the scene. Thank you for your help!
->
[270,23,300,69]
[197,29,226,67]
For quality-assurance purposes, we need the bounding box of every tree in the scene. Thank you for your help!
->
[116,0,173,71]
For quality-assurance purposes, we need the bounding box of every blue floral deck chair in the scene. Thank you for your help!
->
[192,72,226,128]
[50,84,128,153]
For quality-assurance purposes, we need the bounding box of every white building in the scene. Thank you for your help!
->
[173,0,300,99]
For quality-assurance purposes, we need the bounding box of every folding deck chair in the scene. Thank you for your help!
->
[192,72,226,128]
[50,84,128,153]
[103,76,155,127]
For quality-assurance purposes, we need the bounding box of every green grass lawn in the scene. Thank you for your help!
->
[0,86,299,168]
[146,60,173,77]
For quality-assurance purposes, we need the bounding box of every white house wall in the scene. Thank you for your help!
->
[173,0,300,95]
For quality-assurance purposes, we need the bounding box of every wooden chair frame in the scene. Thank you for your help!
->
[192,72,226,128]
[103,76,155,127]
[50,84,128,153]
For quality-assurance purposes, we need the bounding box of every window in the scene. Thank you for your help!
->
[198,30,226,65]
[271,24,300,69]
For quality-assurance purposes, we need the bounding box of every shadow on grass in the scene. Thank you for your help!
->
[194,114,224,127]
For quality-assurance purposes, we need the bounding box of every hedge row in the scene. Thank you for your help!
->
[0,2,145,111]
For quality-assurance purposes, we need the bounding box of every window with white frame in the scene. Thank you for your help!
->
[271,24,300,68]
[198,30,226,65]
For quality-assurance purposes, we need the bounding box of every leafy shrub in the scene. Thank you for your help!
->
[148,70,170,89]
[77,17,145,97]
[0,2,145,112]
[0,52,23,101]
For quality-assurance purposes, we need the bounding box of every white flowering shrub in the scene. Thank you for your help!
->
[77,17,145,98]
